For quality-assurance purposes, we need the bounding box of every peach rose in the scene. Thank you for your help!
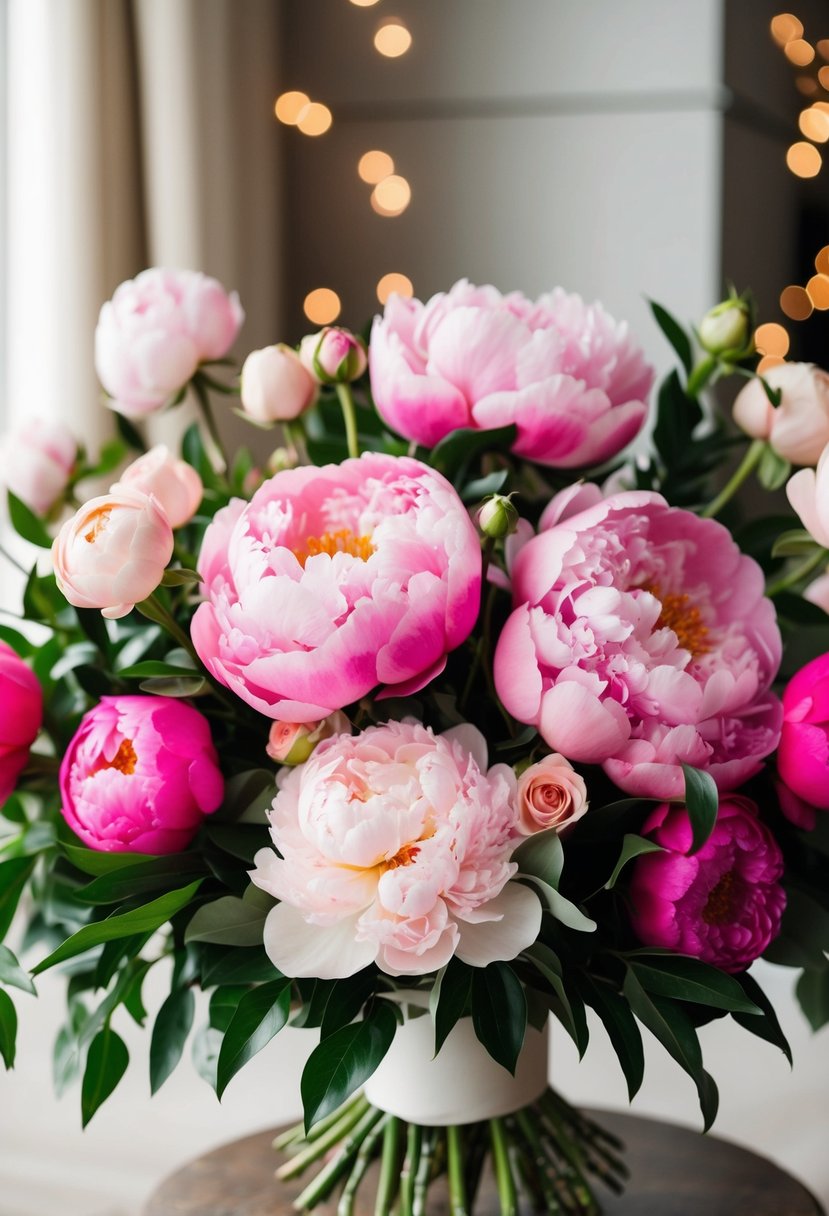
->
[733,363,829,466]
[516,753,588,835]
[112,444,202,528]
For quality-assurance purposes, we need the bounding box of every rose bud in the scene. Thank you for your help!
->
[477,494,519,539]
[515,753,588,836]
[266,711,351,765]
[112,444,202,529]
[0,643,43,805]
[240,344,317,423]
[52,488,174,619]
[301,327,368,385]
[733,363,829,466]
[698,297,752,359]
[0,418,77,516]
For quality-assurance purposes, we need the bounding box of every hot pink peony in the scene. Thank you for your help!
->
[0,643,42,804]
[494,491,782,799]
[628,796,786,973]
[0,418,77,516]
[95,268,244,417]
[777,652,829,811]
[249,720,542,978]
[191,453,482,720]
[59,696,224,853]
[369,279,654,467]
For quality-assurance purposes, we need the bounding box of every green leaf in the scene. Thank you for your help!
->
[320,970,377,1039]
[184,895,267,947]
[115,413,146,453]
[652,370,702,472]
[472,962,527,1075]
[758,446,791,492]
[604,834,664,890]
[0,857,35,938]
[81,1025,129,1127]
[77,854,206,905]
[518,876,596,933]
[205,824,268,864]
[117,660,197,679]
[32,881,203,974]
[628,954,760,1013]
[430,425,517,480]
[0,989,17,1068]
[91,438,127,476]
[74,608,111,656]
[512,828,564,891]
[150,987,196,1094]
[681,764,719,855]
[122,961,152,1027]
[649,301,693,373]
[139,675,209,698]
[301,1002,397,1130]
[732,972,792,1063]
[523,942,585,1055]
[771,529,820,559]
[216,978,292,1098]
[7,490,52,548]
[160,568,201,587]
[62,843,163,876]
[209,985,249,1032]
[460,470,509,503]
[429,957,473,1056]
[0,945,36,996]
[579,975,644,1100]
[796,965,829,1032]
[217,769,275,824]
[200,945,277,988]
[191,1023,223,1090]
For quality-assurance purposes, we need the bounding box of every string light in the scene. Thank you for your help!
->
[358,150,395,183]
[786,141,822,176]
[374,21,412,57]
[754,322,790,357]
[799,106,829,141]
[275,91,311,124]
[303,288,341,324]
[297,103,332,136]
[376,273,414,303]
[371,174,412,216]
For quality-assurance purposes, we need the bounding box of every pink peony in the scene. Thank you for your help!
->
[95,268,244,417]
[249,720,542,978]
[369,279,654,467]
[516,754,588,836]
[786,442,829,548]
[0,418,77,516]
[59,696,224,853]
[240,345,317,423]
[628,797,786,973]
[112,444,203,529]
[191,453,482,721]
[494,491,782,799]
[777,652,829,811]
[733,363,829,466]
[0,643,42,805]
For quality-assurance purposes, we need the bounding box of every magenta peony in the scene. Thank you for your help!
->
[0,643,42,805]
[733,363,829,466]
[191,453,482,720]
[249,720,542,978]
[777,652,829,811]
[0,418,77,516]
[628,797,786,973]
[59,696,224,853]
[112,444,203,529]
[95,268,244,417]
[494,491,782,799]
[369,279,654,466]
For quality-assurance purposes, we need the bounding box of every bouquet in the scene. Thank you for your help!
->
[1,270,827,1216]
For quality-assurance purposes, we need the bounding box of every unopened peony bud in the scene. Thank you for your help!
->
[300,327,367,385]
[240,344,317,423]
[477,494,519,539]
[698,298,752,358]
[112,444,202,529]
[266,711,351,765]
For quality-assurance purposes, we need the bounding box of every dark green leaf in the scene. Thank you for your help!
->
[579,975,644,1100]
[205,824,268,864]
[81,1026,129,1126]
[191,1023,223,1090]
[62,843,162,876]
[519,876,596,932]
[117,660,197,679]
[291,978,337,1029]
[429,957,473,1056]
[116,413,146,453]
[771,529,819,559]
[122,961,153,1027]
[150,987,196,1094]
[7,490,52,547]
[0,626,33,657]
[628,954,760,1013]
[184,895,267,947]
[92,438,127,476]
[301,1002,397,1130]
[649,301,693,374]
[776,592,829,625]
[758,446,791,492]
[216,978,291,1098]
[472,962,527,1075]
[77,855,206,905]
[216,769,275,824]
[160,568,201,587]
[139,675,209,698]
[431,425,517,479]
[652,371,702,472]
[200,946,277,988]
[460,470,509,503]
[512,828,564,891]
[74,608,111,655]
[0,857,35,938]
[604,834,664,889]
[320,969,377,1039]
[0,989,17,1068]
[209,985,250,1032]
[0,945,35,995]
[796,965,829,1032]
[681,764,719,855]
[523,942,585,1055]
[732,972,793,1063]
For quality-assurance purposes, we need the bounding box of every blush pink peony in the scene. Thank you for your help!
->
[628,796,786,973]
[0,643,42,805]
[0,418,77,516]
[191,453,482,720]
[112,445,203,529]
[786,442,829,548]
[249,720,542,978]
[733,363,829,466]
[59,696,224,852]
[494,491,782,799]
[777,652,829,811]
[369,279,654,467]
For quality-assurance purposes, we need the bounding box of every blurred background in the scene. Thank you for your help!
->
[1,1,828,1213]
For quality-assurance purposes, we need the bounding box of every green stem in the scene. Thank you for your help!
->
[277,1097,372,1180]
[700,438,765,519]
[192,374,229,474]
[374,1116,402,1216]
[0,544,28,576]
[766,547,828,597]
[137,592,197,659]
[447,1125,469,1216]
[686,353,718,398]
[336,383,361,460]
[338,1115,388,1216]
[399,1123,422,1216]
[412,1128,436,1216]
[489,1119,518,1216]
[291,1105,384,1209]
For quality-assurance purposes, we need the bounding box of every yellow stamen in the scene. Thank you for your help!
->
[641,582,710,658]
[93,738,138,776]
[293,528,374,568]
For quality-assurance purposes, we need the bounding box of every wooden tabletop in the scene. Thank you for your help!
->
[144,1108,825,1216]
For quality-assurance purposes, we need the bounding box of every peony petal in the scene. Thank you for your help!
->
[539,682,630,763]
[455,883,542,967]
[261,903,377,979]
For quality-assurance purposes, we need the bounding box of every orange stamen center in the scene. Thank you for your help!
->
[293,528,374,567]
[386,842,421,869]
[641,582,710,658]
[83,506,112,543]
[93,738,138,776]
[703,870,736,925]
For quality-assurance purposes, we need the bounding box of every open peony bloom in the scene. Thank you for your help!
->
[786,442,829,549]
[494,491,782,799]
[249,720,542,978]
[0,643,42,805]
[777,652,829,811]
[112,444,203,529]
[0,418,77,516]
[732,363,829,466]
[191,453,482,720]
[369,279,654,467]
[59,696,223,852]
[53,488,174,619]
[95,268,244,417]
[629,797,786,973]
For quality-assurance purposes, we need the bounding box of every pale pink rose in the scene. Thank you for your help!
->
[266,711,351,765]
[786,443,829,548]
[191,453,482,720]
[250,720,541,978]
[95,268,244,417]
[59,696,223,852]
[0,418,76,515]
[52,489,174,619]
[302,327,367,384]
[112,445,202,528]
[240,345,317,423]
[494,491,782,799]
[516,753,588,836]
[369,279,654,466]
[733,363,829,465]
[0,642,42,805]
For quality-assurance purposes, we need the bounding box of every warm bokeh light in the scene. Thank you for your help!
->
[275,91,311,125]
[785,38,816,66]
[807,274,829,308]
[796,75,819,95]
[297,102,332,136]
[303,288,341,324]
[799,106,829,141]
[780,284,814,320]
[374,21,413,57]
[818,38,829,59]
[757,354,787,374]
[771,13,804,45]
[819,65,829,88]
[754,323,790,357]
[349,0,382,5]
[371,174,412,216]
[358,150,395,184]
[787,141,823,176]
[376,273,414,304]
[815,245,829,274]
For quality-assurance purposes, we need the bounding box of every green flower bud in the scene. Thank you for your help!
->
[699,298,753,359]
[477,494,519,539]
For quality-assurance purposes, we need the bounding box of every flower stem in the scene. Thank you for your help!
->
[447,1125,469,1216]
[700,438,765,519]
[412,1127,437,1216]
[291,1105,385,1210]
[766,547,828,597]
[336,383,361,460]
[192,373,229,474]
[277,1098,372,1180]
[337,1114,388,1216]
[374,1115,402,1216]
[489,1119,518,1216]
[686,353,718,398]
[136,592,197,659]
[399,1123,422,1216]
